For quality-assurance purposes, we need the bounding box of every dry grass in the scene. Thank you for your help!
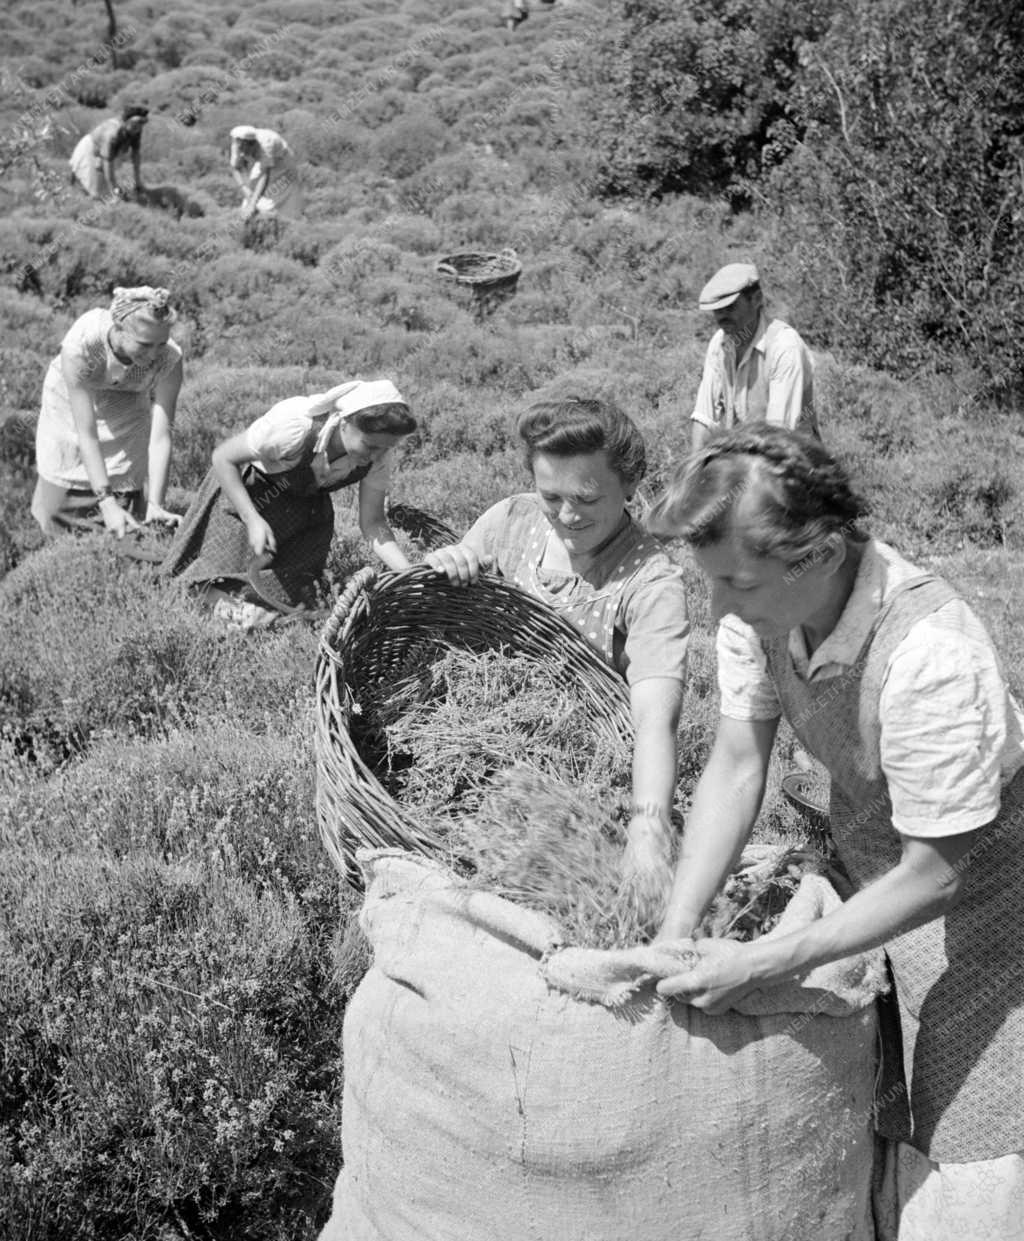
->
[365,646,829,949]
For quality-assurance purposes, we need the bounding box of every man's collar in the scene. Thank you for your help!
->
[736,310,771,367]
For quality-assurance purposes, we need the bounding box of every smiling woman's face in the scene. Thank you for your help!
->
[532,450,630,558]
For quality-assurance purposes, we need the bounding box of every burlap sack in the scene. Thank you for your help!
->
[319,851,883,1241]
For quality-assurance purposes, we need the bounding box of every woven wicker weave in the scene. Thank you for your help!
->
[435,247,522,290]
[314,563,632,882]
[385,501,458,553]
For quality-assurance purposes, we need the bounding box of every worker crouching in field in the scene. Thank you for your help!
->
[229,125,304,222]
[69,105,149,201]
[32,285,183,538]
[426,396,690,919]
[647,423,1024,1241]
[162,379,416,630]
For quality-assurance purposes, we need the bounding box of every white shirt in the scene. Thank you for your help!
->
[691,313,818,434]
[244,396,391,490]
[716,540,1024,837]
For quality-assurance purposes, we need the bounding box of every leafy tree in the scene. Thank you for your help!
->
[771,0,1024,397]
[573,0,836,198]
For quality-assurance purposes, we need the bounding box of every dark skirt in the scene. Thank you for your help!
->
[162,467,335,608]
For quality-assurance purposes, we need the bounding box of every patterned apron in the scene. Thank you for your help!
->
[763,575,1024,1161]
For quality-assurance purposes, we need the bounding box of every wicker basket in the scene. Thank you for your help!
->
[435,247,522,316]
[314,563,632,883]
[385,501,458,553]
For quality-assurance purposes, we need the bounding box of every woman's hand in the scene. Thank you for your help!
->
[654,937,761,1014]
[145,501,180,527]
[240,196,256,221]
[424,543,492,586]
[99,496,143,539]
[620,813,673,930]
[245,515,276,558]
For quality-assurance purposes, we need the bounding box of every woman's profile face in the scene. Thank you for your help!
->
[532,449,630,559]
[694,533,840,638]
[337,421,402,466]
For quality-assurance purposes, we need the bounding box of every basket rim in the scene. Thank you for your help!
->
[434,249,523,284]
[314,564,632,880]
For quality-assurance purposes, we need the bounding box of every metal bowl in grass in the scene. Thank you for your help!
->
[781,770,831,834]
[314,563,632,885]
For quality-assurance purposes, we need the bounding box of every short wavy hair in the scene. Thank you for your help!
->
[645,422,869,565]
[516,396,647,487]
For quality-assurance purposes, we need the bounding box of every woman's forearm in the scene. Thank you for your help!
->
[78,430,112,493]
[659,742,768,938]
[743,835,973,985]
[366,525,410,572]
[629,682,681,824]
[148,430,171,508]
[212,452,262,526]
[66,384,110,491]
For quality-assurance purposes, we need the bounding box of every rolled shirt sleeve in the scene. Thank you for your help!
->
[716,614,783,721]
[460,498,514,562]
[690,335,727,429]
[620,575,690,685]
[244,397,313,469]
[879,611,1022,837]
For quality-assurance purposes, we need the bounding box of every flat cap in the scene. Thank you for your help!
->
[698,262,760,311]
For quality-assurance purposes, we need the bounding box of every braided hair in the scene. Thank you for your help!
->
[645,422,869,565]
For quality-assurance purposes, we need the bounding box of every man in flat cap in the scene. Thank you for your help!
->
[689,262,819,448]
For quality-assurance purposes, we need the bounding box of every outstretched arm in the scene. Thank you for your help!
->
[656,828,978,1012]
[358,483,410,572]
[62,351,141,538]
[657,713,778,940]
[241,168,270,218]
[145,358,183,522]
[211,432,276,556]
[620,676,685,923]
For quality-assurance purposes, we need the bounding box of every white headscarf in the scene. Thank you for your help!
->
[309,379,408,455]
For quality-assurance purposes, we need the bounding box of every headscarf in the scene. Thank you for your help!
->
[230,125,259,142]
[309,379,408,455]
[109,286,178,328]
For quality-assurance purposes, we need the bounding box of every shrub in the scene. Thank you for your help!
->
[573,0,836,198]
[0,848,345,1240]
[765,0,1024,400]
[0,538,319,768]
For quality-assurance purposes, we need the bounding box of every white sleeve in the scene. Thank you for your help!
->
[765,330,812,430]
[880,606,1012,836]
[244,397,312,466]
[690,337,724,428]
[716,615,782,721]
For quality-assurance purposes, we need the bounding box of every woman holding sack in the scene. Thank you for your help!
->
[646,423,1024,1240]
[425,396,690,918]
[32,285,183,538]
[228,125,304,221]
[162,379,417,629]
